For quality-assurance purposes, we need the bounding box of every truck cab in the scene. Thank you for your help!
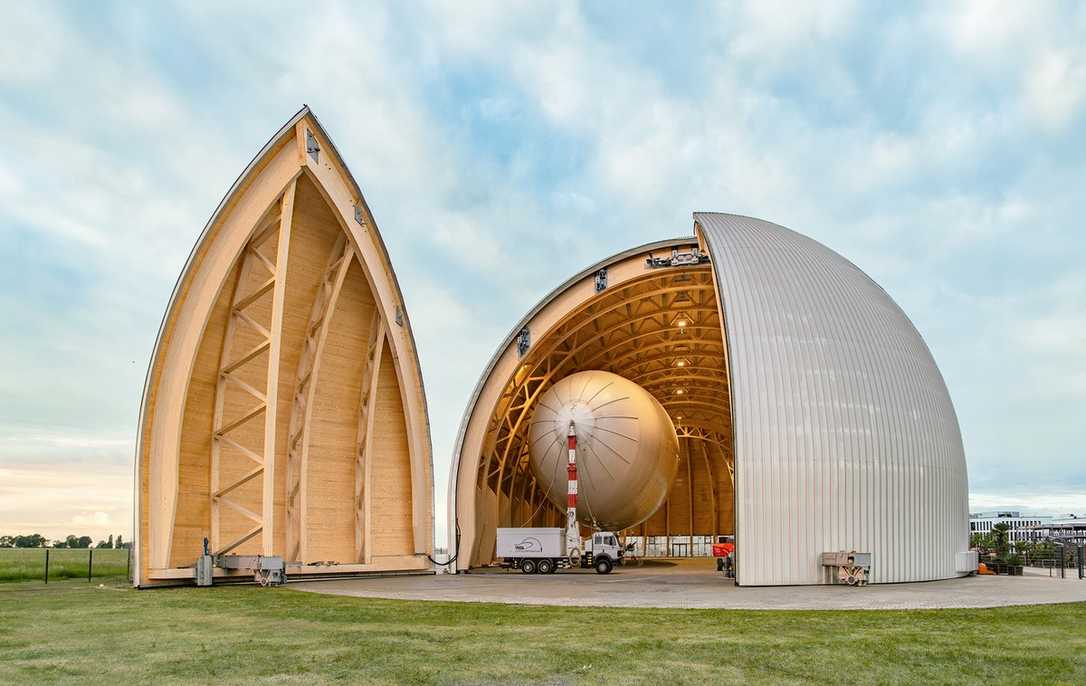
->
[583,531,623,574]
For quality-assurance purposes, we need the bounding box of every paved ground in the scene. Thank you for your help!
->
[292,559,1086,610]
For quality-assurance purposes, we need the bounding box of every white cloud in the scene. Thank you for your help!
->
[970,491,1086,517]
[0,463,131,542]
[1026,50,1086,131]
[938,1,1086,132]
[731,0,859,58]
[72,511,112,527]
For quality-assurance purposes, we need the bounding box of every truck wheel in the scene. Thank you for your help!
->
[595,558,613,575]
[521,559,537,574]
[537,558,553,574]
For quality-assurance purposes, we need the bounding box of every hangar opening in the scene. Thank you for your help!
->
[449,214,972,585]
[462,242,734,566]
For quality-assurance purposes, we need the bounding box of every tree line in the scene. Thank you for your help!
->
[0,533,130,549]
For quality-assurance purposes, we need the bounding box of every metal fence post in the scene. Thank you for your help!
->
[88,548,94,582]
[44,548,49,584]
[1078,545,1084,580]
[127,546,131,582]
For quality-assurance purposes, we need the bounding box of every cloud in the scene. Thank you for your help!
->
[970,492,1086,517]
[1026,50,1086,131]
[0,463,131,542]
[72,512,112,527]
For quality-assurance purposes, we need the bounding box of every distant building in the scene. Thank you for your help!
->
[1029,514,1086,545]
[969,511,1051,545]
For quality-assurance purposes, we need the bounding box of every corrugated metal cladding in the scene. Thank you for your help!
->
[696,213,969,585]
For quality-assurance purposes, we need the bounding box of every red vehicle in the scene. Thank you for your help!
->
[713,535,735,577]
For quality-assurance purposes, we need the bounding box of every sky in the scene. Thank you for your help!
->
[1,1,1085,546]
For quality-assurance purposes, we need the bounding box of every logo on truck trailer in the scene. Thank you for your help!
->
[514,537,543,552]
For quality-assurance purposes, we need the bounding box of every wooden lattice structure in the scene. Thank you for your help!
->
[135,108,433,586]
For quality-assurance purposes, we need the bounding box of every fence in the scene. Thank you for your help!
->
[981,542,1086,579]
[0,547,131,584]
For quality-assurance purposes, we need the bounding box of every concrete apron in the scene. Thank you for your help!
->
[289,559,1086,610]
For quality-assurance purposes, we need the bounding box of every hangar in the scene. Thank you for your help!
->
[448,214,972,585]
[134,108,433,586]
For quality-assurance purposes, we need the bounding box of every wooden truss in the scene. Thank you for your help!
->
[210,181,295,557]
[475,264,735,546]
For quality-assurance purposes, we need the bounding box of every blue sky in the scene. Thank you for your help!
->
[1,1,1085,544]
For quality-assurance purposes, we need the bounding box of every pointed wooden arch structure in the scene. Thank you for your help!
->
[135,107,433,586]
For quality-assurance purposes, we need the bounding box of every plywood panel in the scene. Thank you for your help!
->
[370,338,414,557]
[691,441,716,535]
[306,259,377,562]
[278,175,351,559]
[666,442,692,539]
[714,442,735,534]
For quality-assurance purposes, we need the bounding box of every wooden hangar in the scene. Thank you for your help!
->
[134,107,433,586]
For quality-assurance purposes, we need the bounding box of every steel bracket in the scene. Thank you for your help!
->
[594,268,608,292]
[646,248,710,269]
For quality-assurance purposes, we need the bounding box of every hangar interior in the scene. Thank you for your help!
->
[463,240,736,565]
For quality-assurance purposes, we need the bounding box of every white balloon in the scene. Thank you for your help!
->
[528,370,679,531]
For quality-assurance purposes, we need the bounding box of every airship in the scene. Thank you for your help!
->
[527,370,680,531]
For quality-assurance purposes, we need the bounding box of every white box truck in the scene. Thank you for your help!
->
[496,527,623,574]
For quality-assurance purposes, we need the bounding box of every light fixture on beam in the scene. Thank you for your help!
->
[672,313,691,330]
[672,357,691,368]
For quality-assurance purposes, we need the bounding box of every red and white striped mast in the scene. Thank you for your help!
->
[565,421,580,559]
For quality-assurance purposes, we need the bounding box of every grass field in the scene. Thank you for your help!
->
[0,581,1083,684]
[0,549,129,582]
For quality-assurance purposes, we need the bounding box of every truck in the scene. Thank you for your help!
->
[496,527,623,574]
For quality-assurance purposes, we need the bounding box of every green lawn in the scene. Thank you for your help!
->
[0,581,1083,685]
[0,549,129,582]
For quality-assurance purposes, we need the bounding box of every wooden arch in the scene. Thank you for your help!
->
[135,108,433,586]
